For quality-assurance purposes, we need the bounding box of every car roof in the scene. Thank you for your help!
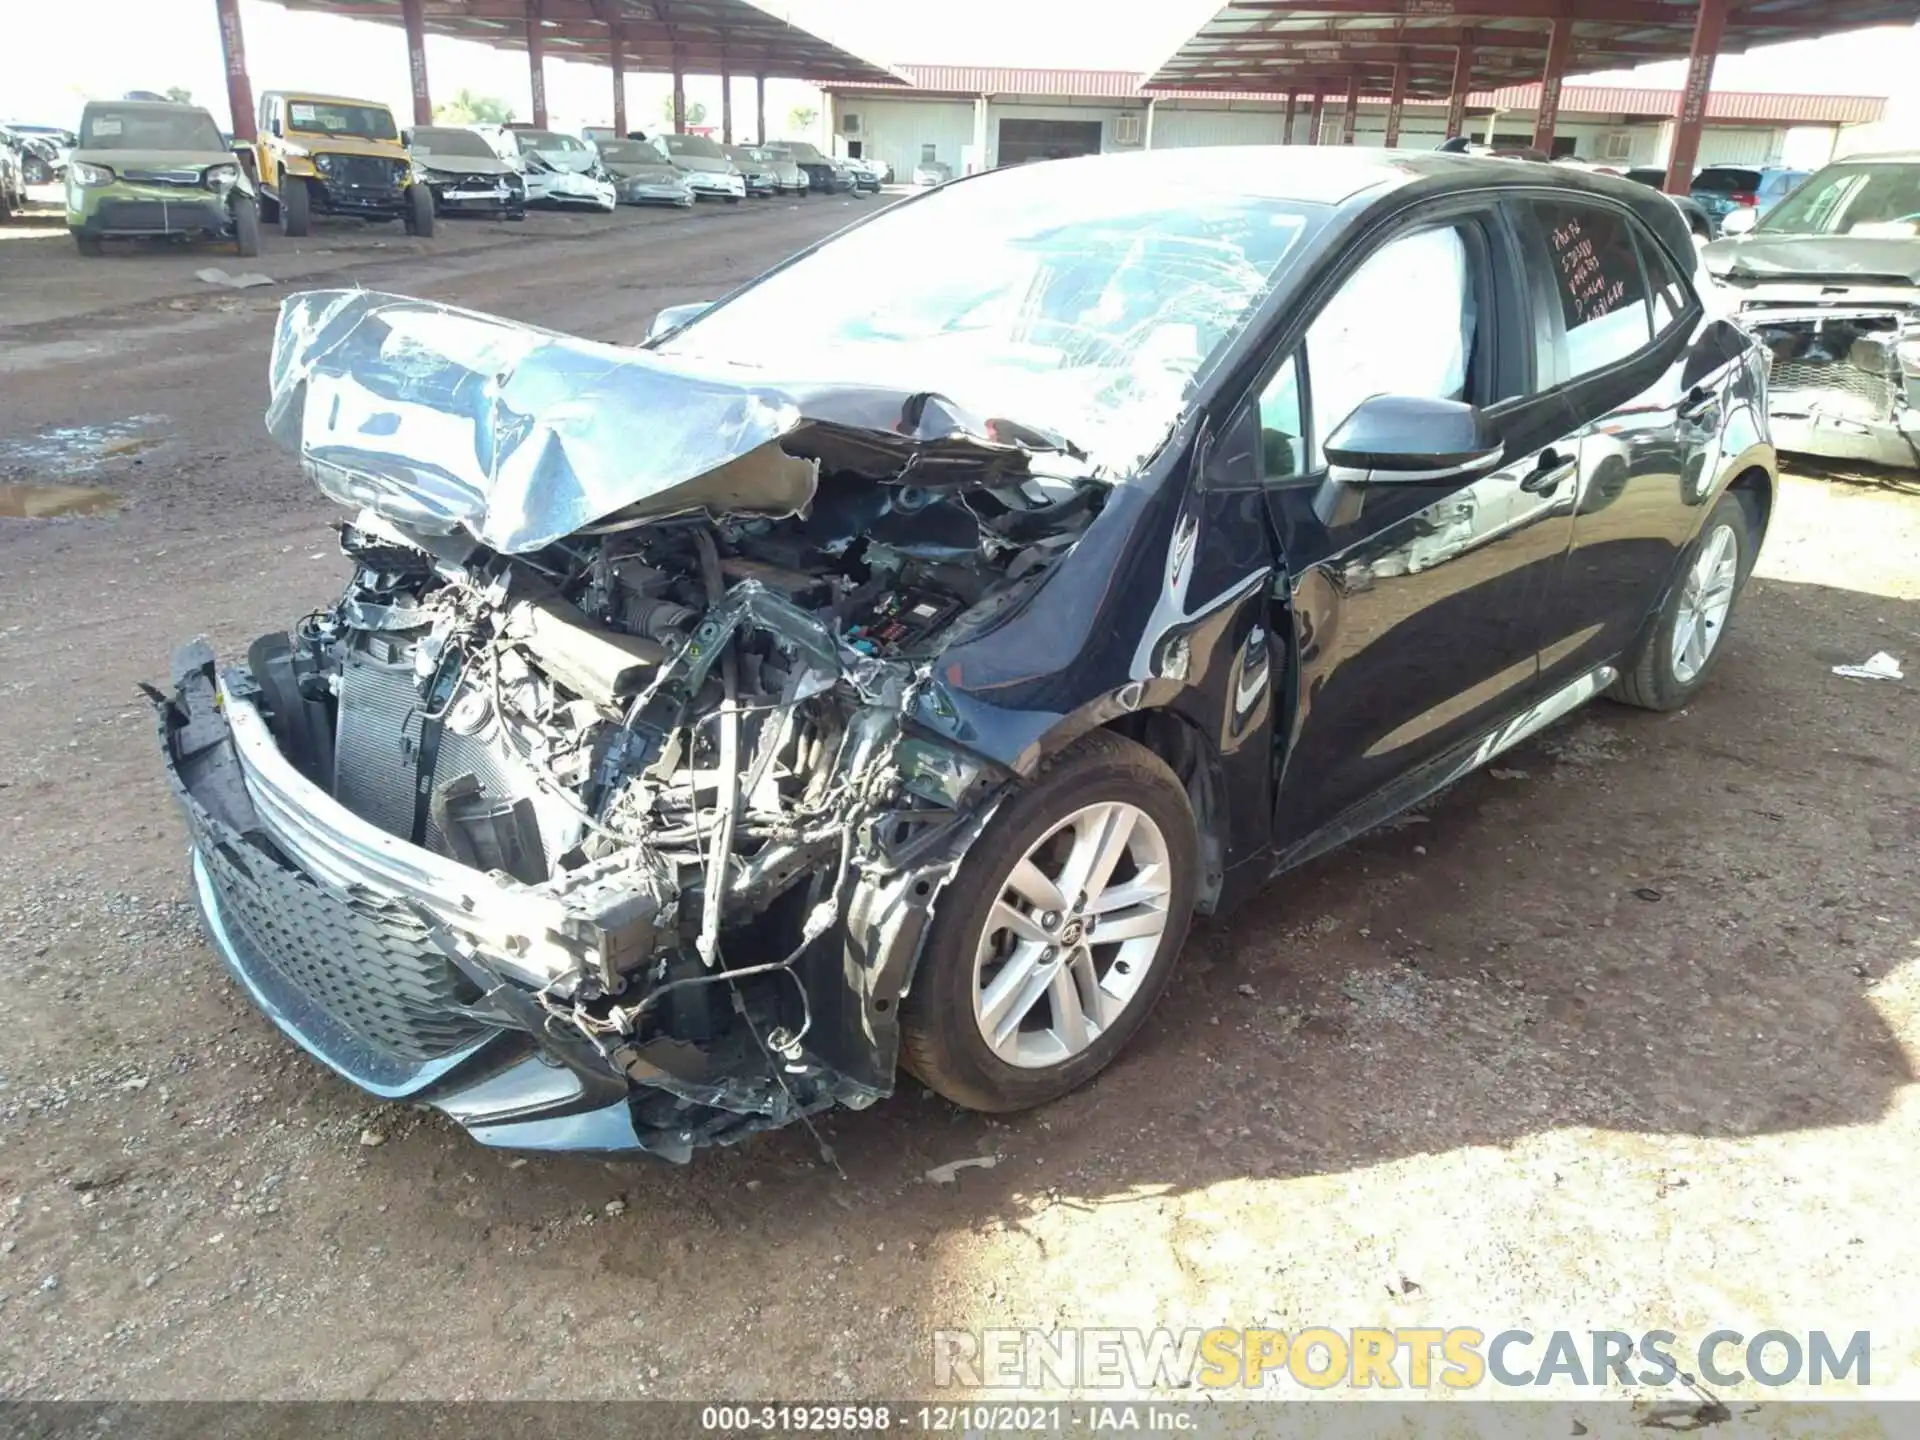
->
[81,99,208,115]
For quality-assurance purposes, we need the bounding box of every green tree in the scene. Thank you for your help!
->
[786,104,817,136]
[434,89,513,125]
[661,94,708,129]
[165,86,192,104]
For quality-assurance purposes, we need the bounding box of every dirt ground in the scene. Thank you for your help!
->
[1,189,1917,1406]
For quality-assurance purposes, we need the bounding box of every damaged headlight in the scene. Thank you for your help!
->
[1898,337,1920,375]
[69,160,114,187]
[204,162,239,190]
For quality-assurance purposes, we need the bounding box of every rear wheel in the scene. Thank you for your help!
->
[1609,489,1758,710]
[404,183,435,237]
[899,731,1197,1113]
[73,230,104,256]
[279,180,310,237]
[231,194,261,257]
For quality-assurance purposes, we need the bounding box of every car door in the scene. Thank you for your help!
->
[1246,203,1581,856]
[1513,194,1748,689]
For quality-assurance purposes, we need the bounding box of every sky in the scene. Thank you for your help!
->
[8,0,1920,139]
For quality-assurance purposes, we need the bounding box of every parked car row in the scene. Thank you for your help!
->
[33,90,876,257]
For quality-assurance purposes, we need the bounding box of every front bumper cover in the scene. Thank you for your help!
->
[155,637,976,1159]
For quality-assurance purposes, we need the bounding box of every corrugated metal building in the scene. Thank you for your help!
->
[823,67,1885,183]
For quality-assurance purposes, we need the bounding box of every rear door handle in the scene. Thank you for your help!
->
[1519,447,1574,494]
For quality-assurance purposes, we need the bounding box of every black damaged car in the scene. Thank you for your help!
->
[159,149,1775,1159]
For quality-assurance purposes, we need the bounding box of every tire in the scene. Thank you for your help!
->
[724,194,740,204]
[279,180,309,237]
[231,194,261,257]
[73,230,104,256]
[898,730,1198,1113]
[404,183,435,237]
[507,208,526,222]
[1608,489,1758,711]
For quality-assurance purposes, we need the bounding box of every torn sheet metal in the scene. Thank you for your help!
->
[265,290,1083,555]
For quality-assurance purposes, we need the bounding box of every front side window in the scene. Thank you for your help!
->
[1305,225,1477,468]
[1529,199,1652,380]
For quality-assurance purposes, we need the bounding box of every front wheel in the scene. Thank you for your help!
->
[73,230,104,256]
[231,194,261,257]
[1609,488,1758,711]
[404,184,435,237]
[899,731,1197,1113]
[279,180,310,237]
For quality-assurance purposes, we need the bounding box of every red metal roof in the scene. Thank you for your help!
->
[1477,83,1885,122]
[1144,0,1920,102]
[831,65,1886,125]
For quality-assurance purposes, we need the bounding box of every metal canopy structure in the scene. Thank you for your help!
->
[1147,0,1920,100]
[1146,0,1920,187]
[275,0,906,83]
[215,0,902,150]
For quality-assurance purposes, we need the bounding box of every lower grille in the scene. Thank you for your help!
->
[321,155,407,189]
[96,198,224,232]
[1769,359,1895,417]
[202,834,487,1062]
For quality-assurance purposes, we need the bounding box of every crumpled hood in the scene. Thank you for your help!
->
[524,146,596,174]
[605,161,684,182]
[1706,233,1920,286]
[416,152,516,178]
[264,289,1079,554]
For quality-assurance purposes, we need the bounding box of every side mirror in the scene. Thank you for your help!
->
[1719,207,1758,237]
[1322,394,1503,484]
[646,301,713,343]
[1315,394,1503,528]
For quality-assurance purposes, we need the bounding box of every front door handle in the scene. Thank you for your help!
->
[1519,447,1574,494]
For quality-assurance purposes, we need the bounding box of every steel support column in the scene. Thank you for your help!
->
[1308,93,1325,145]
[400,0,432,124]
[1384,63,1406,146]
[1445,44,1472,139]
[1665,0,1726,193]
[1339,90,1358,145]
[214,0,257,141]
[1142,97,1156,150]
[672,58,686,133]
[609,24,626,136]
[1531,19,1572,154]
[721,50,733,143]
[525,0,548,128]
[1283,90,1297,144]
[755,73,767,142]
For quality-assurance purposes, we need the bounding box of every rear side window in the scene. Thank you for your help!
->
[1640,235,1694,336]
[1528,199,1653,380]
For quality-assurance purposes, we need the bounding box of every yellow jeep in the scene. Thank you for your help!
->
[249,91,433,237]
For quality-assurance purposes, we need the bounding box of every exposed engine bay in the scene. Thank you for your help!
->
[200,452,1099,1156]
[152,286,1136,1158]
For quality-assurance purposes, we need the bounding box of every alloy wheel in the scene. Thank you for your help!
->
[1671,521,1739,685]
[972,801,1173,1069]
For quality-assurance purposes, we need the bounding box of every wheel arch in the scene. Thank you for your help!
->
[1096,708,1228,914]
